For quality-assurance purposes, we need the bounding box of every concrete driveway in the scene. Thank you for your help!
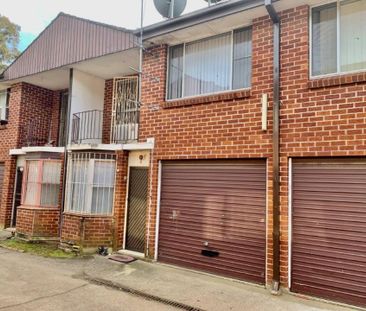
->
[0,248,174,311]
[0,247,356,311]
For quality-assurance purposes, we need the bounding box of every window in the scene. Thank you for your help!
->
[23,160,62,207]
[0,90,9,122]
[65,153,116,215]
[311,0,366,77]
[167,28,252,99]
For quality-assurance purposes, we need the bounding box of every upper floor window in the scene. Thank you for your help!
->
[311,0,366,77]
[167,27,252,100]
[0,90,9,123]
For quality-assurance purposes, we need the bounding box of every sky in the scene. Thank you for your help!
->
[2,0,209,51]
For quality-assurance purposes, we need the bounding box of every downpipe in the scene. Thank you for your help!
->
[265,0,281,294]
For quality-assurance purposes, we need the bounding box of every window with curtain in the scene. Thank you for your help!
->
[0,90,9,122]
[23,160,61,207]
[312,0,366,76]
[167,27,252,99]
[66,153,116,215]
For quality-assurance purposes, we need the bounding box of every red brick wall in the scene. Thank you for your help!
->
[0,84,22,228]
[0,82,63,228]
[113,150,129,248]
[279,5,366,287]
[16,154,64,239]
[139,5,366,289]
[102,79,113,144]
[16,207,60,239]
[50,91,62,145]
[140,15,275,279]
[18,83,54,146]
[60,150,128,250]
[61,214,114,249]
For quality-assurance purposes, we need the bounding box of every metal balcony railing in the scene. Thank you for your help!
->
[111,99,140,144]
[71,110,103,144]
[22,118,50,147]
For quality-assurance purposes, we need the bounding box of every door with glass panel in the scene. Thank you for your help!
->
[125,167,148,253]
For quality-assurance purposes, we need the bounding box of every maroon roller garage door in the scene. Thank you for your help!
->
[291,159,366,307]
[158,160,266,284]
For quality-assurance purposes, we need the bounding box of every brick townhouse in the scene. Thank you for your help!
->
[0,0,365,308]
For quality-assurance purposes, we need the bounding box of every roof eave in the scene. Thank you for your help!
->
[136,0,273,40]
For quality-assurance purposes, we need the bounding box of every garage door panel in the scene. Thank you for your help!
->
[160,201,265,216]
[161,195,266,208]
[293,218,366,233]
[159,160,266,284]
[159,230,266,249]
[293,264,366,284]
[292,254,366,275]
[293,236,366,253]
[292,159,366,307]
[159,241,266,264]
[160,211,264,227]
[293,210,366,222]
[159,222,265,242]
[160,256,264,284]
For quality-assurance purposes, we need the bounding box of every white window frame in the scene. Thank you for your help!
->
[65,154,116,216]
[310,0,366,78]
[22,159,62,208]
[166,27,252,101]
[0,89,9,122]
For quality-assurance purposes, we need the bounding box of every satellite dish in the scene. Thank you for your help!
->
[153,0,187,19]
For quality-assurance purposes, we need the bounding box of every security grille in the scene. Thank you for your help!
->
[111,77,139,144]
[65,152,116,215]
[125,167,148,253]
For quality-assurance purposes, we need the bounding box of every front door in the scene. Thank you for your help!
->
[125,167,148,253]
[11,167,23,227]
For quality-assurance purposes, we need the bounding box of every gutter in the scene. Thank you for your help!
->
[137,0,278,41]
[265,0,281,294]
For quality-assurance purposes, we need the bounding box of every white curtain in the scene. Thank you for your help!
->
[24,161,39,205]
[40,162,61,207]
[184,33,232,97]
[312,3,337,76]
[233,28,252,89]
[167,45,184,99]
[340,0,366,72]
[70,159,88,213]
[91,160,116,215]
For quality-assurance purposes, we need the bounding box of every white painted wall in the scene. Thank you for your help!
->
[128,150,150,167]
[68,70,105,144]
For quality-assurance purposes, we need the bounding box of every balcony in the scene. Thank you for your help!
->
[71,104,140,145]
[71,110,103,144]
[111,98,140,144]
[21,118,51,147]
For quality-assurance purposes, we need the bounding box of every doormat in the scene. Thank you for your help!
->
[108,254,137,264]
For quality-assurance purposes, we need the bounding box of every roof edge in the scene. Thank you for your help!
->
[136,0,273,41]
[2,12,136,78]
[58,12,134,33]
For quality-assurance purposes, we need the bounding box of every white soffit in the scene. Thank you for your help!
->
[146,0,325,46]
[2,48,140,91]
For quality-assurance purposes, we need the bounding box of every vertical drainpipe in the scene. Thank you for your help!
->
[265,0,281,293]
[59,68,73,237]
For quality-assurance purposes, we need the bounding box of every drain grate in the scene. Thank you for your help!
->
[83,275,205,311]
